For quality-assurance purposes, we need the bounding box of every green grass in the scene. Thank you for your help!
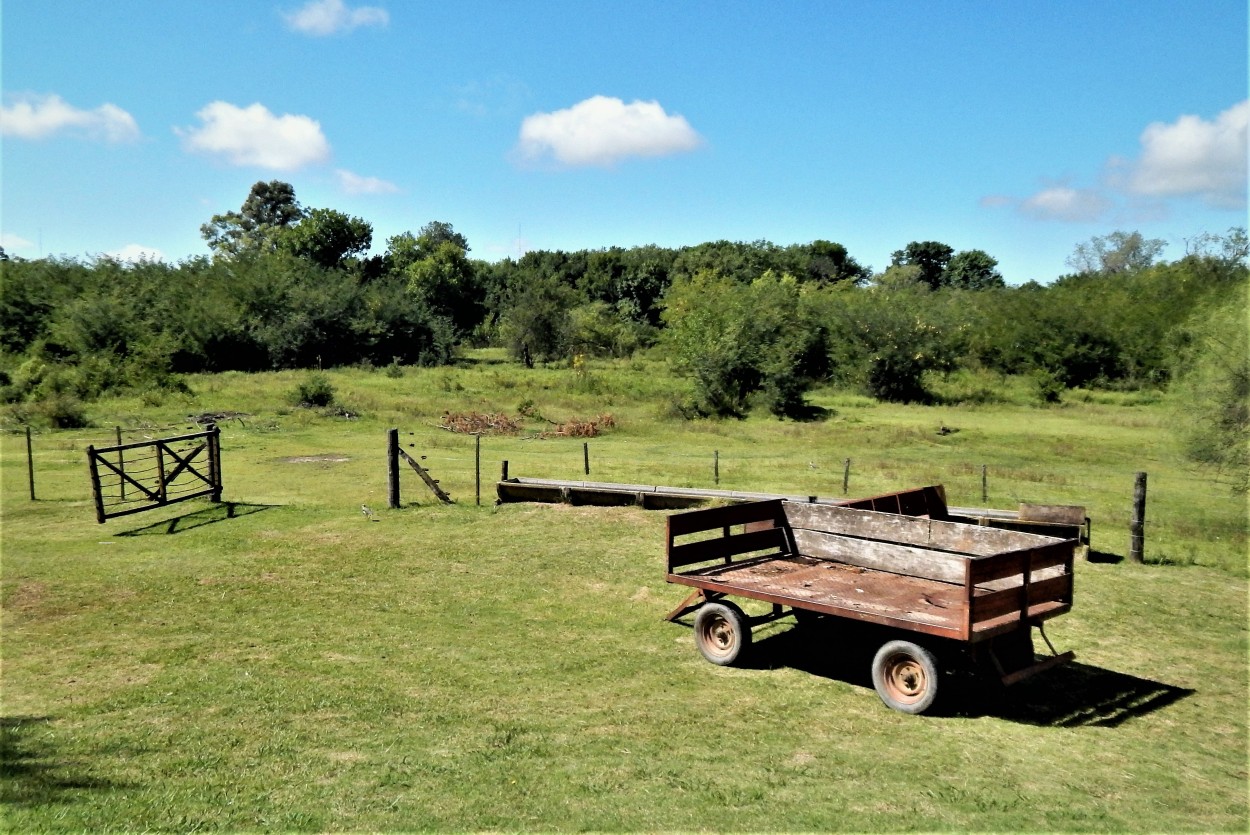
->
[3,353,1247,831]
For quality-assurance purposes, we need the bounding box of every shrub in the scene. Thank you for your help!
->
[291,374,335,408]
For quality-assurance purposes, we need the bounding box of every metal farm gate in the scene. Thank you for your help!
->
[86,426,222,523]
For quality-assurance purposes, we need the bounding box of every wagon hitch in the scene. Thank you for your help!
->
[994,623,1076,688]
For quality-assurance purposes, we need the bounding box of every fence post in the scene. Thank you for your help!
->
[501,460,509,481]
[476,435,482,507]
[583,442,590,477]
[207,424,222,502]
[981,464,988,505]
[714,450,719,486]
[387,428,400,509]
[1129,471,1147,564]
[25,426,36,501]
[116,426,126,501]
[87,445,104,523]
[842,458,851,495]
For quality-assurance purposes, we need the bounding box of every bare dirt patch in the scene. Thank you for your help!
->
[281,454,352,464]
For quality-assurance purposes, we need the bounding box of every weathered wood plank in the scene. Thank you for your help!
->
[667,527,789,569]
[1019,503,1087,525]
[968,541,1075,585]
[666,499,785,538]
[791,528,968,584]
[971,574,1074,623]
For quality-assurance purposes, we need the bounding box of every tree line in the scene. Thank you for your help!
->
[1,180,1245,484]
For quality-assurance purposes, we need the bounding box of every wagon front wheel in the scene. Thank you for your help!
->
[872,640,939,714]
[693,601,752,666]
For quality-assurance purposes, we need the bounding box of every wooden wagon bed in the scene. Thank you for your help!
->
[665,494,1076,644]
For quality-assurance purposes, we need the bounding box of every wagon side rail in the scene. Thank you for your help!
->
[964,538,1076,640]
[665,499,791,572]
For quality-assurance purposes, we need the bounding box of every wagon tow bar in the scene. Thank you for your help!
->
[996,622,1077,688]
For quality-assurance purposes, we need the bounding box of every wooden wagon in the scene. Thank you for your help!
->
[664,487,1076,714]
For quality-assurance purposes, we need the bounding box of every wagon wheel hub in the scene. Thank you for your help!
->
[886,657,927,700]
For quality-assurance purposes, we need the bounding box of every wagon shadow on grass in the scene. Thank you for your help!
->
[115,501,277,537]
[1,716,133,807]
[743,621,1193,727]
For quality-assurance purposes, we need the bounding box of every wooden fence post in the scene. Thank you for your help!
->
[116,426,125,501]
[476,434,482,506]
[842,458,851,495]
[1129,471,1147,564]
[981,464,988,505]
[207,424,222,502]
[583,442,590,476]
[501,460,509,481]
[714,450,720,486]
[25,426,36,501]
[87,444,104,523]
[387,428,400,509]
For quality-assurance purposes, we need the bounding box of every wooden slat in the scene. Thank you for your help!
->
[665,572,967,640]
[972,601,1070,636]
[1019,503,1086,526]
[925,519,1047,556]
[667,527,789,569]
[969,541,1075,585]
[784,504,934,546]
[971,574,1073,623]
[666,499,784,537]
[791,528,967,584]
[837,485,949,518]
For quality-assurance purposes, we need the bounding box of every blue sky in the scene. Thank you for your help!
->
[2,0,1246,282]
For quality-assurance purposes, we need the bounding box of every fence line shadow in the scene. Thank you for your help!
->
[115,501,277,536]
[1,716,129,806]
[735,620,1192,726]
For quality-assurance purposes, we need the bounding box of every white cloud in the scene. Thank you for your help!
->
[106,244,165,263]
[1121,100,1248,209]
[0,93,139,143]
[178,101,331,170]
[516,95,704,167]
[336,168,400,194]
[283,0,388,36]
[1018,186,1113,222]
[1,232,36,252]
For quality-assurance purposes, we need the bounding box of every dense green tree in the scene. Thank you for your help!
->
[890,241,954,290]
[819,285,958,403]
[498,274,579,366]
[280,208,373,269]
[662,271,823,418]
[1170,278,1249,491]
[945,249,1005,290]
[201,180,305,257]
[801,240,871,285]
[406,240,483,337]
[1065,230,1167,275]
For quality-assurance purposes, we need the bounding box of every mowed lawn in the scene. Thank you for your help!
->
[2,360,1247,831]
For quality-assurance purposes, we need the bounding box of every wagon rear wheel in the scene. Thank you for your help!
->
[872,640,940,714]
[693,601,752,666]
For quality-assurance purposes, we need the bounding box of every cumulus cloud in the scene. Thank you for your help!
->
[106,244,165,262]
[0,93,139,143]
[1,232,36,252]
[1120,99,1248,209]
[336,168,400,194]
[516,95,703,167]
[1018,185,1113,223]
[283,0,388,36]
[178,101,330,170]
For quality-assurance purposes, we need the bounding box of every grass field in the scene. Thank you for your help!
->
[3,353,1247,831]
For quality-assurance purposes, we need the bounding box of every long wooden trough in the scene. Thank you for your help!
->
[496,476,1090,550]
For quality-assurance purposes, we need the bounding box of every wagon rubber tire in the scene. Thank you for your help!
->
[872,640,940,714]
[693,601,752,666]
